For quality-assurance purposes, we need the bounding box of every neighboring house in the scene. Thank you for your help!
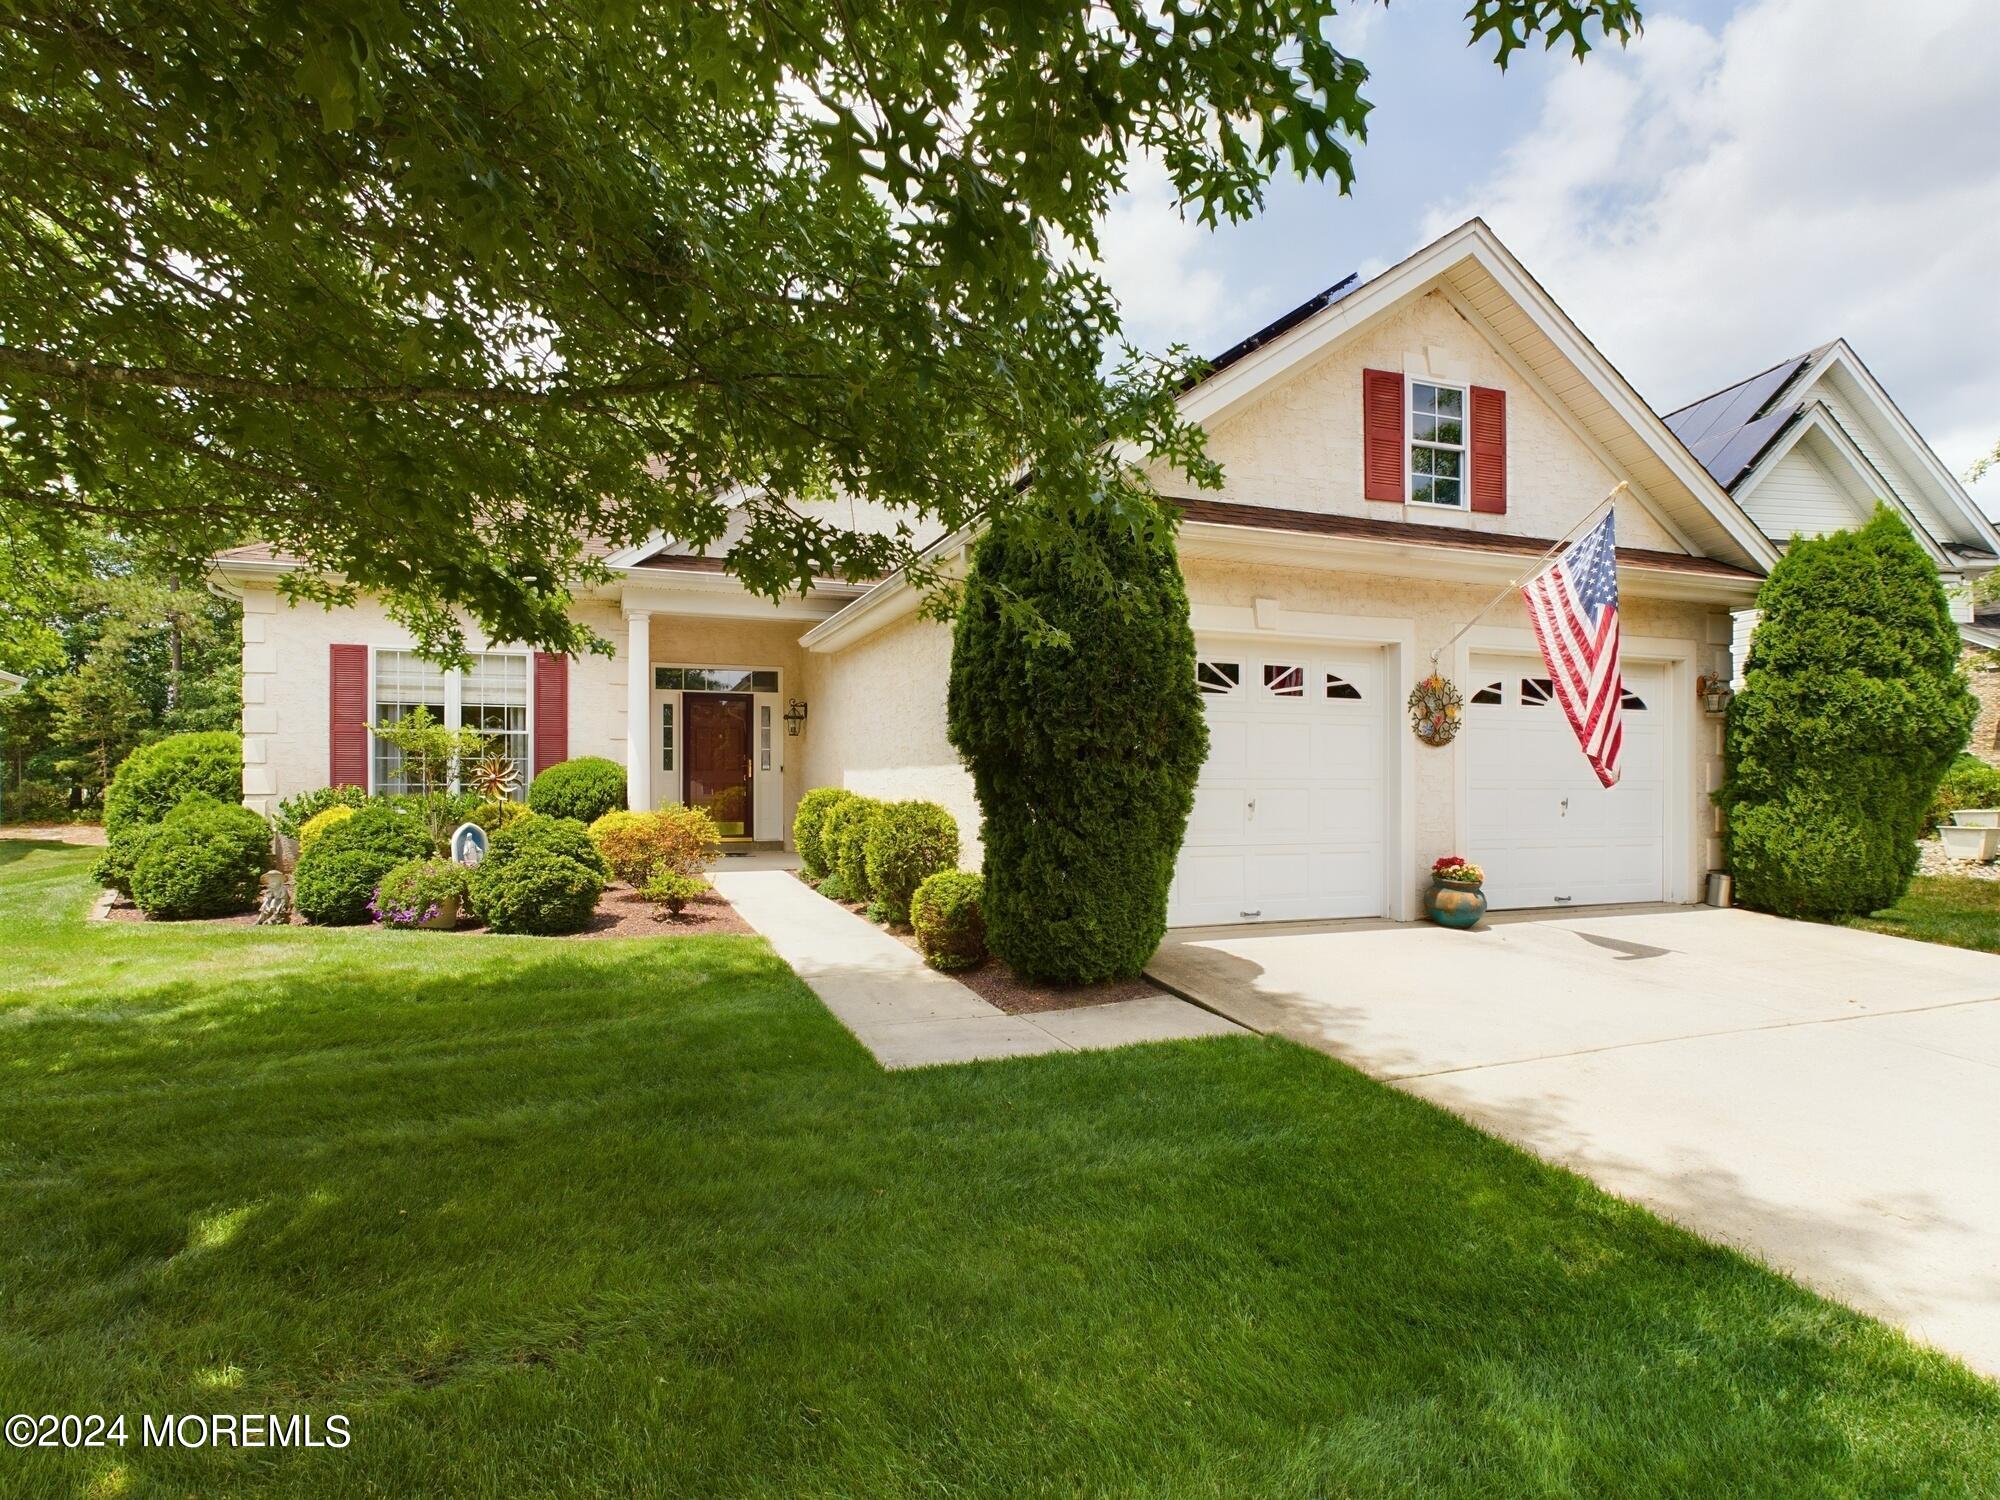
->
[214,219,1779,926]
[1660,341,2000,695]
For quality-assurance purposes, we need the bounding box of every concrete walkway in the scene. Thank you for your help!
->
[712,865,1245,1068]
[1148,904,2000,1378]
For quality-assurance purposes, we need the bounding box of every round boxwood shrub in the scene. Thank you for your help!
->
[102,731,242,839]
[1719,508,1974,919]
[468,816,611,935]
[822,795,885,902]
[129,797,271,920]
[864,801,960,924]
[92,821,170,899]
[293,804,433,926]
[911,870,987,971]
[589,805,719,885]
[274,784,369,840]
[948,499,1205,982]
[793,786,854,879]
[527,757,627,824]
[370,858,468,930]
[298,803,357,856]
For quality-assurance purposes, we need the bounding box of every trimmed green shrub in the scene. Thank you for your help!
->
[1719,508,1975,918]
[298,804,357,856]
[370,858,468,929]
[912,870,986,971]
[468,816,610,935]
[793,787,854,879]
[1928,754,2000,834]
[948,500,1205,982]
[589,804,720,886]
[294,804,433,925]
[470,798,532,834]
[274,784,369,840]
[641,869,709,917]
[102,731,242,839]
[129,797,270,919]
[824,795,885,902]
[527,757,627,824]
[92,821,170,898]
[863,801,960,925]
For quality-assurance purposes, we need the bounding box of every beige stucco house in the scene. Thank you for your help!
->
[215,220,1791,927]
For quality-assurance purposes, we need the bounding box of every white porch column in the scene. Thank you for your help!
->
[625,610,653,811]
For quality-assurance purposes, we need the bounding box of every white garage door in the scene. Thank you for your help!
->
[1463,654,1667,910]
[1168,644,1387,927]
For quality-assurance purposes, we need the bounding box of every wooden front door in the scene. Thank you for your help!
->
[683,691,753,837]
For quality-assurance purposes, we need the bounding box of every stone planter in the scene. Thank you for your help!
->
[1425,878,1487,928]
[416,895,461,931]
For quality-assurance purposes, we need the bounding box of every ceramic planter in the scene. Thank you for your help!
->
[1950,808,2000,829]
[416,894,461,931]
[1425,878,1487,928]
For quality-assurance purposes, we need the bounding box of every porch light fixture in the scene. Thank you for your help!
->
[1697,675,1734,717]
[783,698,809,737]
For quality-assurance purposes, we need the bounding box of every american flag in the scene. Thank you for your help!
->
[1521,509,1623,788]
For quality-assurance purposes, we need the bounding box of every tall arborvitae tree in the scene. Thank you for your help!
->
[1720,508,1974,918]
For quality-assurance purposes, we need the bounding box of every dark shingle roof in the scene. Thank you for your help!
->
[1661,346,1834,491]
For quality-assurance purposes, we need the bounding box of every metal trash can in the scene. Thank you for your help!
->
[1705,870,1733,908]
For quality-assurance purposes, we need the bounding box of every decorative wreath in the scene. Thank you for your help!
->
[1407,672,1464,746]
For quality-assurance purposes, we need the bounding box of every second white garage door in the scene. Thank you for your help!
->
[1463,654,1668,910]
[1168,644,1387,927]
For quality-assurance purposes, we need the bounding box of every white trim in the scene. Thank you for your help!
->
[1795,342,2000,554]
[1405,374,1469,511]
[1449,625,1696,906]
[1732,403,1953,567]
[1187,603,1419,921]
[625,611,653,811]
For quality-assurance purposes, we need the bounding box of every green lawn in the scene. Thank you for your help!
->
[2,839,1995,1498]
[1849,874,2000,954]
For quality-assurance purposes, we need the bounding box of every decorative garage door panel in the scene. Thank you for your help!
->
[1464,654,1667,911]
[1170,647,1387,927]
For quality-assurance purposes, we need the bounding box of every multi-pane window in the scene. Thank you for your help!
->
[759,705,773,771]
[372,649,528,794]
[1409,381,1466,509]
[1196,660,1241,696]
[1262,663,1304,698]
[654,666,779,692]
[661,701,676,773]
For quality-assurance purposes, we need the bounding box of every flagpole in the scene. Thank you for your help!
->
[1428,480,1629,667]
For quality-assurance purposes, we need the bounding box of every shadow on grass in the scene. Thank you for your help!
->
[3,860,1997,1497]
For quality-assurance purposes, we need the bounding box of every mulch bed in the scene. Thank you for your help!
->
[797,871,1170,1015]
[101,879,752,939]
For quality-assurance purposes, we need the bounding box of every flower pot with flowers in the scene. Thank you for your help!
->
[1425,856,1487,928]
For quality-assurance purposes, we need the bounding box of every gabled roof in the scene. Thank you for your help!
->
[1665,340,2000,562]
[1166,218,1780,572]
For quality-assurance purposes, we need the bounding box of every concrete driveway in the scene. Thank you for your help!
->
[1148,904,2000,1378]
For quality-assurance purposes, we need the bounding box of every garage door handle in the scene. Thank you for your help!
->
[1247,797,1256,820]
[1560,796,1569,816]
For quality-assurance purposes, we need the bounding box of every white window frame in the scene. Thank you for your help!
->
[365,646,534,795]
[1406,375,1470,511]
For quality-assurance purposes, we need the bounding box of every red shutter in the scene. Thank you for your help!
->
[328,644,369,789]
[1362,368,1405,503]
[1469,385,1507,514]
[532,652,568,775]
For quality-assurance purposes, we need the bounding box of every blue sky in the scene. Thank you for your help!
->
[1097,0,2000,512]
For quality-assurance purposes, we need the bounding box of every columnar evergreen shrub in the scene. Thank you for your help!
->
[864,801,960,924]
[793,786,854,878]
[527,757,627,824]
[468,816,611,935]
[948,501,1205,982]
[293,804,433,925]
[1719,508,1974,918]
[128,798,271,919]
[822,795,885,901]
[102,731,243,839]
[911,870,987,971]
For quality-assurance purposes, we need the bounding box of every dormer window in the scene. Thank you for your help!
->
[1409,381,1466,509]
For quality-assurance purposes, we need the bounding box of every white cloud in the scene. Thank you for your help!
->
[1421,0,2000,508]
[1093,154,1251,357]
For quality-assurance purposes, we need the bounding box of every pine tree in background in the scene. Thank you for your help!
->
[1719,508,1973,918]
